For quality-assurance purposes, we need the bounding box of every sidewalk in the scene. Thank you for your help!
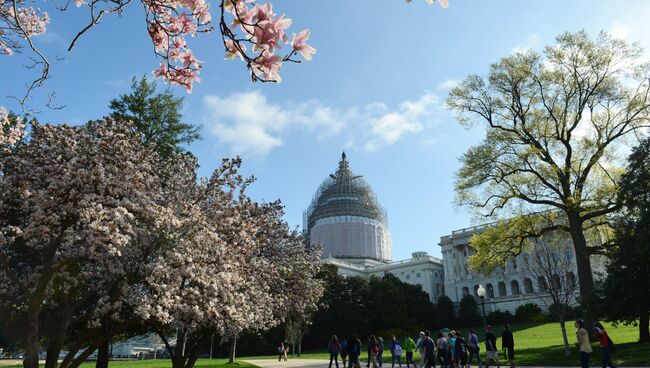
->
[244,361,650,368]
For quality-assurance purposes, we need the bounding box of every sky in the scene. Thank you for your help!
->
[3,0,650,260]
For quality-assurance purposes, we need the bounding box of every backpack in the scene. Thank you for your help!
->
[372,343,380,353]
[394,344,403,357]
[341,340,349,354]
[351,341,360,354]
[277,346,284,354]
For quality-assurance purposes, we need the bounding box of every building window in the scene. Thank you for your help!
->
[538,276,548,292]
[416,273,421,278]
[511,280,521,295]
[462,287,469,296]
[486,283,494,298]
[406,274,411,280]
[567,272,576,289]
[436,284,440,295]
[498,282,507,297]
[473,285,479,296]
[552,274,562,291]
[524,278,534,293]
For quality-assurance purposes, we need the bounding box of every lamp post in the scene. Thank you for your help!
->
[477,284,487,330]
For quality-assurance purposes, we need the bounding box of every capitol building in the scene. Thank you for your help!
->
[305,153,584,314]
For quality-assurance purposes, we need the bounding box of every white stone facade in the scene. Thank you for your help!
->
[310,215,392,262]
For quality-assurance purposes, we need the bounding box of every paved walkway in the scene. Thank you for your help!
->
[243,361,650,368]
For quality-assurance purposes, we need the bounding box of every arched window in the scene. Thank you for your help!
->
[474,285,480,296]
[552,274,562,291]
[486,283,494,298]
[498,282,507,297]
[436,284,441,295]
[462,287,469,296]
[538,276,548,292]
[567,272,576,289]
[524,278,534,293]
[511,280,521,295]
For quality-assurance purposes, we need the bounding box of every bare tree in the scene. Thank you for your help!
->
[523,235,579,357]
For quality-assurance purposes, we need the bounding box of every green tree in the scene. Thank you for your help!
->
[458,295,481,327]
[109,76,200,160]
[447,31,650,307]
[436,296,456,327]
[597,136,650,342]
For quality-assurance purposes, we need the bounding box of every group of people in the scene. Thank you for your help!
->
[575,320,617,368]
[323,325,516,368]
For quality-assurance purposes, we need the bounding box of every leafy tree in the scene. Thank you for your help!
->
[447,31,650,308]
[109,76,200,160]
[597,136,650,342]
[436,295,456,327]
[458,295,481,327]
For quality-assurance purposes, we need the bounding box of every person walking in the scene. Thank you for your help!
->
[349,336,362,368]
[370,335,380,368]
[391,336,403,368]
[467,329,482,368]
[341,337,350,368]
[501,325,515,368]
[422,330,436,368]
[404,335,418,368]
[416,332,426,366]
[329,335,342,368]
[449,331,457,368]
[454,331,469,368]
[368,336,373,368]
[277,341,285,362]
[575,320,592,368]
[594,322,616,368]
[436,332,449,368]
[378,336,385,368]
[485,325,499,368]
[283,339,290,361]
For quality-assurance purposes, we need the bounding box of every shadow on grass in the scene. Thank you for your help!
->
[516,341,650,366]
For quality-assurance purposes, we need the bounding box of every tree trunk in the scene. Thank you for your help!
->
[95,339,110,368]
[45,340,63,368]
[297,342,302,357]
[560,319,571,357]
[228,338,237,364]
[567,215,594,318]
[172,331,186,368]
[23,308,40,368]
[640,313,650,343]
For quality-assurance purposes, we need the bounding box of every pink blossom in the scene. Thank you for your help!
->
[252,51,283,82]
[291,29,315,61]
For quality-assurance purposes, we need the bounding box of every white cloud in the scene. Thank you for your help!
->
[203,90,444,157]
[511,33,542,55]
[437,79,459,90]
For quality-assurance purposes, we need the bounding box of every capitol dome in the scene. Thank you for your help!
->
[304,152,392,262]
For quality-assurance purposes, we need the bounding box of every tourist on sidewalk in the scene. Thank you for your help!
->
[467,329,482,367]
[454,331,469,368]
[329,335,342,368]
[594,322,616,368]
[341,336,350,368]
[449,331,457,368]
[416,332,426,366]
[485,325,499,368]
[370,335,381,368]
[501,324,515,368]
[422,330,436,368]
[404,335,418,368]
[437,332,449,368]
[378,336,385,368]
[390,335,403,368]
[575,320,592,368]
[349,336,362,368]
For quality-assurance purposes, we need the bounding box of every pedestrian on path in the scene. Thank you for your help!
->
[594,322,616,368]
[437,332,449,368]
[416,332,426,366]
[329,335,342,368]
[404,335,418,368]
[501,325,515,368]
[485,325,499,368]
[341,337,350,368]
[575,319,592,368]
[370,335,381,368]
[390,335,403,368]
[283,340,290,361]
[454,331,469,368]
[378,336,385,368]
[467,329,482,367]
[422,330,436,368]
[349,336,362,368]
[449,331,457,368]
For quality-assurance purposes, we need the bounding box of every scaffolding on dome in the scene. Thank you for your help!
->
[303,152,388,235]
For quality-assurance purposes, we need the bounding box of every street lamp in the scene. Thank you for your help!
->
[477,284,487,330]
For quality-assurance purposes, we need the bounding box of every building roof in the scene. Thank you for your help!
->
[304,152,388,232]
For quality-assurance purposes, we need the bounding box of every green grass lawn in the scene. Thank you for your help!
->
[258,322,649,366]
[2,359,258,368]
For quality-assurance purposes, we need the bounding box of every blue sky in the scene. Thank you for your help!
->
[3,1,650,260]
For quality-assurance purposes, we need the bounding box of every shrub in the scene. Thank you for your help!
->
[458,295,482,327]
[436,295,456,326]
[515,303,544,322]
[486,310,514,325]
[548,303,581,321]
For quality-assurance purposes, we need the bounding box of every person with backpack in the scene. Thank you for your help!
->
[404,335,417,368]
[594,322,617,368]
[283,340,290,361]
[467,329,482,368]
[370,335,380,368]
[349,336,362,368]
[485,325,499,368]
[422,330,436,368]
[390,336,403,368]
[341,337,350,368]
[454,331,469,368]
[501,324,515,368]
[277,342,285,362]
[378,336,385,368]
[575,319,592,368]
[329,335,342,368]
[449,331,457,368]
[416,332,426,366]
